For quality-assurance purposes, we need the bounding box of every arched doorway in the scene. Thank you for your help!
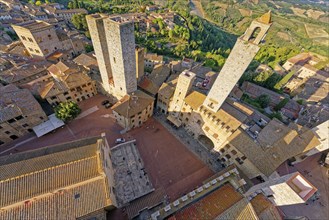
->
[198,135,214,150]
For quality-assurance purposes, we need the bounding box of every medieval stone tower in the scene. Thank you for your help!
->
[169,70,196,117]
[203,11,272,112]
[86,14,137,99]
[86,14,112,92]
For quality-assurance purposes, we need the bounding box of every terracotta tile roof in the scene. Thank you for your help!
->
[138,77,159,95]
[0,61,50,84]
[158,82,175,99]
[12,20,53,32]
[250,194,282,220]
[173,184,250,220]
[220,101,249,124]
[0,178,109,220]
[258,11,271,24]
[0,84,45,123]
[286,53,311,65]
[73,53,98,68]
[47,61,70,76]
[55,8,87,14]
[145,53,163,62]
[111,90,154,118]
[149,64,171,87]
[0,136,113,219]
[218,197,258,220]
[38,80,65,98]
[229,120,321,177]
[39,70,92,99]
[184,91,206,110]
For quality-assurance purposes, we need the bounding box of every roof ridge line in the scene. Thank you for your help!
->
[0,155,97,183]
[1,175,105,210]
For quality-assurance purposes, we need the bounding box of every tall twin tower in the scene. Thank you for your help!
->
[86,14,141,99]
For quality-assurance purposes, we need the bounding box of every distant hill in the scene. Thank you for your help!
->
[199,0,328,67]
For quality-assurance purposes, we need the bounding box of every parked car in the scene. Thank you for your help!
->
[319,152,327,166]
[105,103,112,109]
[115,138,125,144]
[101,100,110,106]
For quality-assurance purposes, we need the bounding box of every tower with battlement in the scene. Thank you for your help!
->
[203,11,272,112]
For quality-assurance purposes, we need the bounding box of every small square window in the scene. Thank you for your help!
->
[15,115,23,120]
[8,119,15,123]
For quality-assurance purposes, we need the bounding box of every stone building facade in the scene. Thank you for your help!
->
[12,20,62,58]
[39,61,97,106]
[111,90,154,131]
[0,85,47,146]
[12,20,85,59]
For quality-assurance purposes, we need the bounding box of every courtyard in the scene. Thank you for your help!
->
[0,94,214,218]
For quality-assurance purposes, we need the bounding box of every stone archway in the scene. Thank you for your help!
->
[198,135,215,150]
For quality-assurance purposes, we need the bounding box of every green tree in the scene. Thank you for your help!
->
[274,70,296,90]
[35,0,42,6]
[85,44,93,53]
[55,101,81,122]
[68,1,73,9]
[274,98,289,111]
[253,71,271,86]
[271,112,283,121]
[257,94,271,108]
[168,29,173,38]
[71,14,88,31]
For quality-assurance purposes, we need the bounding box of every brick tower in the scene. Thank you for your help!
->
[203,11,272,112]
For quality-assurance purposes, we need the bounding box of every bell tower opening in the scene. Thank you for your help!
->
[248,27,261,43]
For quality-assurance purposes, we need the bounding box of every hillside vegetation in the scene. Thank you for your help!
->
[200,0,329,68]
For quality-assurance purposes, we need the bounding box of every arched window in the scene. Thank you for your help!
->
[248,27,261,43]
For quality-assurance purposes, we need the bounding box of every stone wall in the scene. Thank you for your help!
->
[86,15,112,93]
[13,25,61,58]
[203,38,260,112]
[105,18,137,98]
